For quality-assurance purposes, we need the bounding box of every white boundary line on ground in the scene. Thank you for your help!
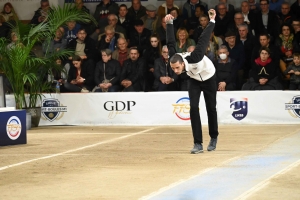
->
[234,158,300,200]
[140,156,241,200]
[0,127,156,171]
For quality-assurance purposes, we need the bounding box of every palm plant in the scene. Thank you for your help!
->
[0,4,96,109]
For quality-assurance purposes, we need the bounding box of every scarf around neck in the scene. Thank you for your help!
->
[255,57,272,67]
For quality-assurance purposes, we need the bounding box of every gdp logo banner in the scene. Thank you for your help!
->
[285,95,300,118]
[230,98,248,121]
[41,98,68,122]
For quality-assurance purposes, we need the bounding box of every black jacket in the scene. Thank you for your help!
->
[94,59,121,86]
[67,37,97,62]
[214,58,238,86]
[120,58,146,85]
[128,28,152,56]
[154,56,178,89]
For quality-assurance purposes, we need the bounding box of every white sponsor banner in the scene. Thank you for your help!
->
[5,91,300,126]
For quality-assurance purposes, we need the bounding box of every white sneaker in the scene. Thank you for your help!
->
[81,88,89,93]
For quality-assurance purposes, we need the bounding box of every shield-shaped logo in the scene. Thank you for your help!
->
[230,98,248,121]
[42,99,60,122]
[292,96,300,118]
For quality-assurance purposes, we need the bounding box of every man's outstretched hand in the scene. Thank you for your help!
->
[208,9,216,21]
[165,14,174,23]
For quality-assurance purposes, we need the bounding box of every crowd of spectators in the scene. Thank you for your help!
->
[4,0,300,92]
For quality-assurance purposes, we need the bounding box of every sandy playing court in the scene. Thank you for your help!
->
[0,124,300,200]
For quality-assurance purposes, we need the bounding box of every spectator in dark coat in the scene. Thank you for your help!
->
[291,0,300,19]
[127,0,146,22]
[214,3,233,39]
[30,0,51,25]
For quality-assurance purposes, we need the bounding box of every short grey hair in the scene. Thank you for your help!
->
[162,45,168,51]
[238,23,249,30]
[219,45,228,52]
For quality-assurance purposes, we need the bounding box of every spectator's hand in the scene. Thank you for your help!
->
[288,70,295,74]
[208,9,216,21]
[149,68,154,72]
[295,71,300,75]
[105,36,112,43]
[160,77,166,84]
[80,55,87,60]
[38,16,45,22]
[259,78,268,85]
[71,79,77,85]
[218,82,226,91]
[165,14,174,23]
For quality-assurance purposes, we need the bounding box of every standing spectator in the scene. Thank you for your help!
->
[112,38,130,67]
[154,45,178,91]
[98,25,124,54]
[214,3,233,39]
[241,1,256,36]
[238,24,257,80]
[30,0,51,25]
[254,0,280,44]
[117,4,133,38]
[143,34,162,91]
[120,47,146,92]
[269,0,285,14]
[64,55,95,92]
[214,0,235,18]
[284,53,300,90]
[128,19,151,57]
[186,5,205,38]
[224,30,245,89]
[94,49,121,92]
[157,0,180,19]
[278,2,294,26]
[248,0,260,12]
[127,0,146,22]
[213,45,238,91]
[182,0,208,20]
[140,4,161,34]
[175,27,196,53]
[74,0,95,35]
[64,20,81,44]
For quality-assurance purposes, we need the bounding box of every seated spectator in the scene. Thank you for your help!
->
[206,31,223,62]
[228,12,253,38]
[48,59,70,93]
[100,14,127,39]
[284,53,300,90]
[93,0,119,28]
[278,2,294,26]
[269,0,284,14]
[120,47,146,92]
[275,23,300,80]
[214,3,233,39]
[98,25,124,54]
[67,28,97,63]
[43,26,67,55]
[64,55,95,92]
[214,0,235,18]
[193,14,209,42]
[157,0,181,19]
[0,3,18,37]
[157,17,176,46]
[292,19,300,34]
[248,0,260,12]
[143,34,162,91]
[186,5,205,38]
[140,4,161,34]
[30,0,51,25]
[117,4,133,38]
[175,27,196,53]
[243,47,283,90]
[182,0,208,20]
[112,37,130,67]
[154,45,178,91]
[64,20,81,44]
[6,31,19,49]
[127,0,146,22]
[94,49,121,92]
[170,8,184,31]
[213,45,238,91]
[128,19,151,57]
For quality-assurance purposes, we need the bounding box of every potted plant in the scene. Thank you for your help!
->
[0,4,96,127]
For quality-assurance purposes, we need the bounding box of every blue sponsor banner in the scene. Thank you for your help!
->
[0,110,27,146]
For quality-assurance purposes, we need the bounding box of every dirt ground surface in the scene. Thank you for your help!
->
[0,125,300,200]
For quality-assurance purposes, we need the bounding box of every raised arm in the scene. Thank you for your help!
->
[187,9,216,63]
[165,14,177,58]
